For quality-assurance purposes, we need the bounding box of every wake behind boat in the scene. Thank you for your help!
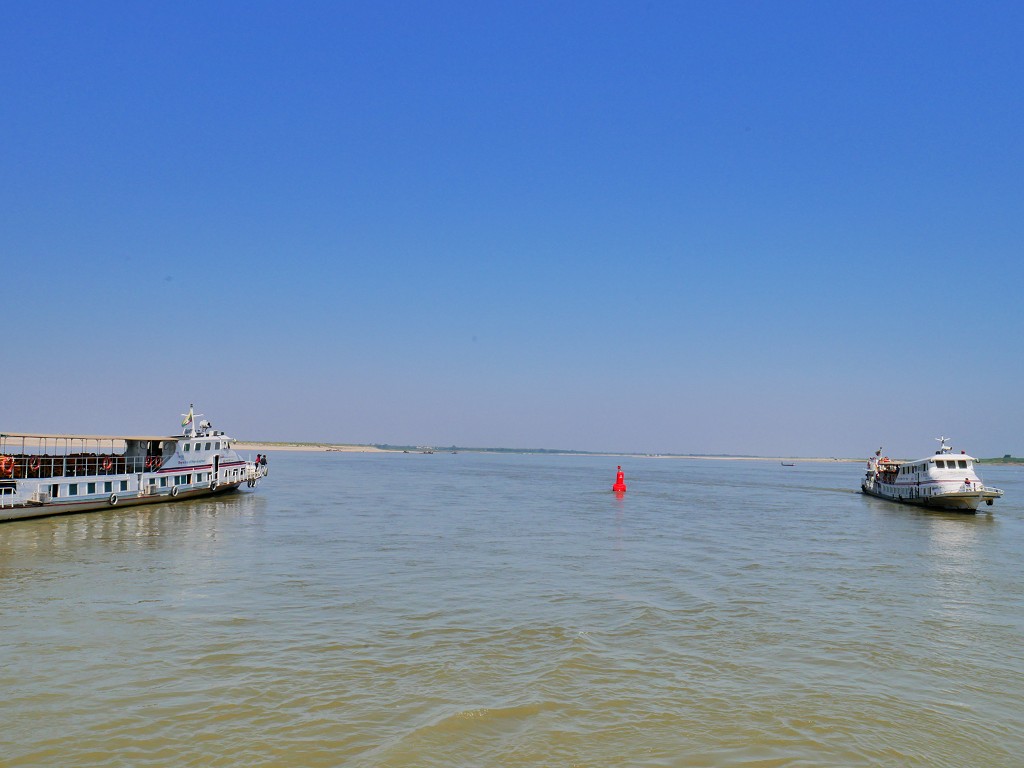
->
[861,437,1003,512]
[0,405,266,522]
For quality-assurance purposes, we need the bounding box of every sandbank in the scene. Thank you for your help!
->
[645,455,858,463]
[231,443,858,462]
[232,442,390,453]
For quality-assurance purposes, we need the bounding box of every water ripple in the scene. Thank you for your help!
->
[2,454,1024,766]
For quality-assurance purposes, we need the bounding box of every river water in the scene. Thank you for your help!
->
[2,452,1023,767]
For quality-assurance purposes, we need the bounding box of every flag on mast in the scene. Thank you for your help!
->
[182,405,194,428]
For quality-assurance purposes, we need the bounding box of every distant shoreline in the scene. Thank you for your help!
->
[232,442,863,462]
[232,442,388,453]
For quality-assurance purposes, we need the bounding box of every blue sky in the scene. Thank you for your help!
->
[3,1,1022,458]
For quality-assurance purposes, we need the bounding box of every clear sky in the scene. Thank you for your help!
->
[3,1,1022,458]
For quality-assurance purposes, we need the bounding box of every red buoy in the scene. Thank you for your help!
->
[612,465,627,492]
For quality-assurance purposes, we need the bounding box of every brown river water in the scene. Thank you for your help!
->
[2,452,1023,767]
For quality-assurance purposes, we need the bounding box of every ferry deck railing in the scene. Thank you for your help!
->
[0,454,159,481]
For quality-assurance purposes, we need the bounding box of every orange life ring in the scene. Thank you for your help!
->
[102,458,113,471]
[0,456,13,477]
[144,456,153,469]
[29,457,41,471]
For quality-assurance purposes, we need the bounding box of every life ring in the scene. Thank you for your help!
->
[144,457,152,469]
[102,458,113,471]
[109,494,118,506]
[0,456,13,477]
[170,486,179,497]
[29,457,41,472]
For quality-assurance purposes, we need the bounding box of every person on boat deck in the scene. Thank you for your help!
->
[256,454,261,467]
[260,455,268,469]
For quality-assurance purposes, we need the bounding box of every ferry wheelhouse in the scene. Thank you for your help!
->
[0,406,266,522]
[861,437,1003,512]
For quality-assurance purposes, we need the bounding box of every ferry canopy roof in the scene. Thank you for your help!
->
[0,432,184,442]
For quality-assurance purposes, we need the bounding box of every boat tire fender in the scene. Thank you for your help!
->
[171,486,178,498]
[109,494,118,506]
[210,481,218,491]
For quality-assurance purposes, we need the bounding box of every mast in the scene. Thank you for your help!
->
[182,404,197,439]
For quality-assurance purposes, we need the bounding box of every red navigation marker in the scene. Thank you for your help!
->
[612,466,627,493]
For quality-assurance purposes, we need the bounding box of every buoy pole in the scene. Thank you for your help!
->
[612,465,627,493]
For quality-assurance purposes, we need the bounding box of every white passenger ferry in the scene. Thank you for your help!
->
[861,437,1003,512]
[0,406,266,522]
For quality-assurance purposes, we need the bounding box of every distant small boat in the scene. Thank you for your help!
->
[781,462,795,467]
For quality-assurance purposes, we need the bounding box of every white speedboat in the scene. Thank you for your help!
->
[0,406,265,522]
[861,437,1003,512]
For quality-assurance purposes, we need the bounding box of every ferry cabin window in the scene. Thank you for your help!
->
[69,483,78,496]
[958,460,967,469]
[935,460,945,468]
[120,480,128,492]
[104,482,112,493]
[184,444,191,452]
[87,482,96,494]
[205,442,211,451]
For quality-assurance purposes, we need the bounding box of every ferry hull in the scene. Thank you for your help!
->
[0,481,249,523]
[861,484,983,512]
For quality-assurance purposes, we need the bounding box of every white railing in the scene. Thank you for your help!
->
[0,454,158,479]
